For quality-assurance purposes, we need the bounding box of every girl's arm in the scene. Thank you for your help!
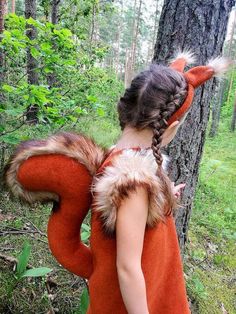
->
[116,186,149,314]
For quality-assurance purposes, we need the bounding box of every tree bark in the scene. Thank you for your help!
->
[51,0,60,24]
[46,0,60,89]
[125,0,137,87]
[231,91,236,131]
[225,9,236,106]
[25,0,39,124]
[153,0,235,251]
[130,0,142,74]
[209,80,224,137]
[11,0,15,13]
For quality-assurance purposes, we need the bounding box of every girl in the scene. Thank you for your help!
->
[90,62,190,314]
[5,52,228,314]
[89,54,229,313]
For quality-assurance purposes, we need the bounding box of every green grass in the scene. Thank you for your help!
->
[186,119,236,314]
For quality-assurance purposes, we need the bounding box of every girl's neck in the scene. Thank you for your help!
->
[113,126,153,151]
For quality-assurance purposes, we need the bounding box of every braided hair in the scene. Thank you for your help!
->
[117,63,187,213]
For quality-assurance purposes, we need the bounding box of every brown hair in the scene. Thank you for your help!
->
[117,63,188,213]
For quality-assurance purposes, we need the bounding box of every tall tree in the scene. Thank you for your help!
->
[25,0,39,124]
[153,0,235,251]
[209,8,236,137]
[209,79,224,137]
[125,0,143,87]
[11,0,15,13]
[47,0,60,88]
[231,92,236,130]
[225,9,236,105]
[51,0,60,24]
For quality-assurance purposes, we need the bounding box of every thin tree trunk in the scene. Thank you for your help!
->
[124,48,130,87]
[51,0,60,24]
[11,0,15,13]
[47,0,60,88]
[114,0,123,77]
[90,2,99,44]
[131,0,142,72]
[231,92,236,131]
[25,0,39,124]
[152,0,160,52]
[128,0,142,84]
[226,10,236,106]
[125,0,137,86]
[209,80,225,137]
[153,0,235,252]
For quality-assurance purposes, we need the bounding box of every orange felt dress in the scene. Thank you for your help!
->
[87,148,190,314]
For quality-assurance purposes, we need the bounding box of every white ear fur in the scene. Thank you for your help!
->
[207,57,231,76]
[170,50,196,65]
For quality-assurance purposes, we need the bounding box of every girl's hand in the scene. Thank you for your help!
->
[171,182,186,198]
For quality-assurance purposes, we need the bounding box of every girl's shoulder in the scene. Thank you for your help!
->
[92,148,170,234]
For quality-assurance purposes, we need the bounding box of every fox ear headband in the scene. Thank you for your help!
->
[167,51,230,126]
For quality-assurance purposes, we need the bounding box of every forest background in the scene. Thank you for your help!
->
[0,0,235,313]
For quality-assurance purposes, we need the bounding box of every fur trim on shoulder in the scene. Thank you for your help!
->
[93,149,168,233]
[5,132,106,203]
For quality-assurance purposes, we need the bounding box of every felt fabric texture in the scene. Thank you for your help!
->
[5,132,106,279]
[87,149,191,314]
[17,154,94,279]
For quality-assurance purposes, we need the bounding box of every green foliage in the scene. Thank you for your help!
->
[186,118,236,313]
[21,267,52,278]
[187,274,208,301]
[16,242,31,279]
[16,242,52,280]
[79,288,90,314]
[81,223,91,242]
[0,13,123,142]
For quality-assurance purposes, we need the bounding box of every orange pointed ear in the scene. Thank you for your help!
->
[185,66,214,88]
[169,51,196,72]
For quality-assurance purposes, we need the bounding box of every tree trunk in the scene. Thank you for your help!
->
[51,0,60,24]
[231,91,236,131]
[209,80,225,137]
[25,0,39,124]
[47,0,60,88]
[114,0,123,77]
[125,0,137,86]
[225,9,236,107]
[153,0,235,252]
[152,0,160,53]
[11,0,15,13]
[130,0,142,73]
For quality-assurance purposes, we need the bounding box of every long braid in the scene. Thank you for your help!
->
[151,120,166,166]
[117,63,188,216]
[151,85,187,167]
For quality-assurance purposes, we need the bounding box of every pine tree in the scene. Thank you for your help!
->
[153,0,235,251]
